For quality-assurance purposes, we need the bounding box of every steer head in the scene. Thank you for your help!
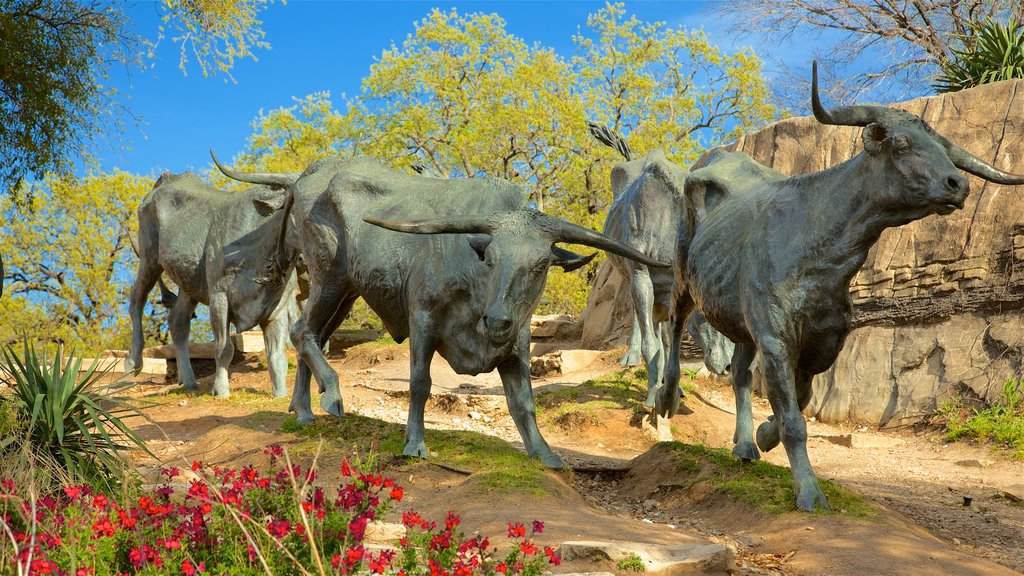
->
[811,61,1024,220]
[365,209,668,346]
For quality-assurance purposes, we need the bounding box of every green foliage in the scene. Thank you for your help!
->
[617,552,646,572]
[240,2,778,317]
[935,18,1024,93]
[657,442,875,517]
[0,0,135,194]
[0,342,151,491]
[936,378,1024,459]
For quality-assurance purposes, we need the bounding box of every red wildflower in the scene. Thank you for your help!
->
[545,546,561,566]
[91,517,115,538]
[191,460,203,471]
[341,460,353,477]
[74,567,94,576]
[267,519,291,538]
[495,562,508,574]
[531,519,544,534]
[520,541,538,556]
[389,486,404,501]
[507,522,525,538]
[64,485,82,499]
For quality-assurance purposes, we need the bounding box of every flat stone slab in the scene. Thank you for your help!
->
[85,356,167,376]
[559,540,731,575]
[141,332,263,359]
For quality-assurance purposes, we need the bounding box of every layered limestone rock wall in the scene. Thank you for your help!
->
[580,79,1024,425]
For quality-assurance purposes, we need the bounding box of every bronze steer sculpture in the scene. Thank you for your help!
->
[217,156,668,468]
[658,63,1024,511]
[125,169,301,398]
[590,122,733,408]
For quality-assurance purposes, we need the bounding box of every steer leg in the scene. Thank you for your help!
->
[209,291,234,398]
[262,294,297,399]
[404,319,436,458]
[656,291,695,418]
[630,267,662,408]
[290,282,352,423]
[126,261,162,374]
[167,292,198,391]
[497,329,566,468]
[759,346,829,512]
[619,310,643,367]
[729,343,760,461]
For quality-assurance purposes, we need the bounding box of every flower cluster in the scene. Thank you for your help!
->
[0,446,560,576]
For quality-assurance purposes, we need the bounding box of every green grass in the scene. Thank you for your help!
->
[617,553,645,572]
[935,378,1024,459]
[657,442,875,518]
[281,413,549,495]
[536,369,648,421]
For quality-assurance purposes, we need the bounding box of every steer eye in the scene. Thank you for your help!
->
[891,135,911,156]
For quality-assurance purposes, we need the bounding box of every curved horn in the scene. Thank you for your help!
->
[939,138,1024,185]
[362,214,498,235]
[209,149,300,188]
[534,212,669,268]
[811,61,883,127]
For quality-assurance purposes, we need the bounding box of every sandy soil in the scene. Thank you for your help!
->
[124,338,1024,576]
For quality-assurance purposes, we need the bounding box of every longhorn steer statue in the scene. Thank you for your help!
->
[217,156,668,467]
[658,63,1024,511]
[590,122,733,408]
[125,168,301,398]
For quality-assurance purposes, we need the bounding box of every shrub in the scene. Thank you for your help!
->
[934,18,1024,93]
[0,342,150,491]
[936,378,1024,459]
[0,446,561,575]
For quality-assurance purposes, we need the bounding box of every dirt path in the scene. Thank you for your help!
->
[127,342,1024,576]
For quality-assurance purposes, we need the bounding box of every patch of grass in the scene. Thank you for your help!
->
[657,442,875,518]
[281,414,548,495]
[935,378,1024,459]
[537,370,647,411]
[617,553,646,572]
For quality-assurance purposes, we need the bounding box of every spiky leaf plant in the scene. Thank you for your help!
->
[934,18,1024,93]
[0,342,151,489]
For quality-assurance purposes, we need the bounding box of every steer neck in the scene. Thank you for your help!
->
[792,154,908,284]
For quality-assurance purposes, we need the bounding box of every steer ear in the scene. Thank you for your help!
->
[551,246,597,271]
[467,235,491,261]
[861,123,888,156]
[252,190,287,216]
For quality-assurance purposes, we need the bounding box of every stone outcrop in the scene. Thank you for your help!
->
[580,79,1024,425]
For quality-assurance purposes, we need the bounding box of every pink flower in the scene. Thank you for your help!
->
[531,519,544,534]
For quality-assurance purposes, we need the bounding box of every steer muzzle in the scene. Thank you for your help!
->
[483,314,515,344]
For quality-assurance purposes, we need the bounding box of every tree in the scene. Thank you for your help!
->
[239,3,778,315]
[0,0,276,196]
[0,172,165,352]
[719,0,1024,103]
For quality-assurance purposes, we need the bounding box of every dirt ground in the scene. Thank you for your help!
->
[125,338,1024,576]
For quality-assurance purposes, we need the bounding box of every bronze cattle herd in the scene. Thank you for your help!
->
[125,65,1024,511]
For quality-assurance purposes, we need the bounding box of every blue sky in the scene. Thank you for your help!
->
[96,0,801,179]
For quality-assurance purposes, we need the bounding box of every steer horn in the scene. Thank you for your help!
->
[532,211,669,268]
[363,215,497,235]
[811,61,1024,185]
[365,211,669,268]
[940,137,1024,184]
[810,61,883,127]
[210,149,300,188]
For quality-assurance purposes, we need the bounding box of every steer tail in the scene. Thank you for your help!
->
[157,277,178,309]
[586,121,632,161]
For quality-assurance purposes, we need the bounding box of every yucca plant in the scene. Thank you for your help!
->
[934,17,1024,93]
[0,342,152,490]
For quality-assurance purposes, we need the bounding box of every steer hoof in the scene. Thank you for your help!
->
[538,451,568,469]
[732,441,761,461]
[294,412,316,425]
[756,417,780,452]
[402,441,428,459]
[619,350,641,367]
[271,386,288,399]
[796,485,830,512]
[320,390,344,417]
[654,386,680,418]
